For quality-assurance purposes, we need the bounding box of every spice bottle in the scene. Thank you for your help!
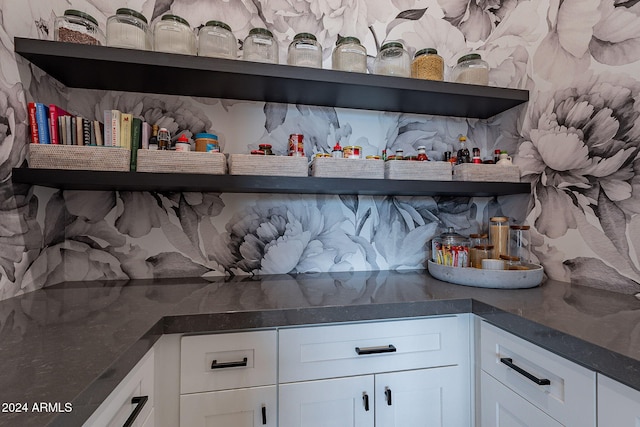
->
[411,48,444,81]
[107,8,151,50]
[332,36,367,73]
[55,10,105,46]
[288,33,322,68]
[489,217,510,259]
[158,127,171,150]
[452,53,489,85]
[198,21,237,59]
[148,125,159,150]
[153,14,196,55]
[373,41,411,77]
[456,135,471,164]
[417,146,428,161]
[243,28,278,64]
[332,142,343,158]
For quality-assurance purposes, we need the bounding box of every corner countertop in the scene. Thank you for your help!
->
[1,270,640,426]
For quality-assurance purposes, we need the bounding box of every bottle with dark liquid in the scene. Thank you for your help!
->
[148,124,159,150]
[457,135,470,164]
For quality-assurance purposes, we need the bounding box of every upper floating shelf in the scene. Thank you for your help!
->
[11,168,531,197]
[15,38,528,119]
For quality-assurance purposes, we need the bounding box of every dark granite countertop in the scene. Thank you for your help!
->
[1,270,640,426]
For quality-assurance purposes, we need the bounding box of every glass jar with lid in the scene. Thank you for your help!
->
[431,227,470,267]
[153,14,196,55]
[411,48,444,81]
[288,33,322,68]
[452,53,489,85]
[243,28,278,64]
[332,36,366,73]
[489,216,510,259]
[373,41,411,77]
[55,9,105,46]
[107,8,151,50]
[510,225,531,264]
[198,21,237,59]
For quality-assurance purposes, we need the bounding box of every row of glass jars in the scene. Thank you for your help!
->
[54,9,488,84]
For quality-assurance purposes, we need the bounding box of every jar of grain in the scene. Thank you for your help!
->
[373,41,410,77]
[411,48,443,81]
[489,216,510,259]
[243,28,278,64]
[332,36,367,73]
[288,33,322,68]
[153,14,196,55]
[107,8,151,50]
[55,10,105,46]
[452,53,489,85]
[198,21,237,59]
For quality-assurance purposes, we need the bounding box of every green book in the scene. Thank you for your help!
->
[130,117,142,171]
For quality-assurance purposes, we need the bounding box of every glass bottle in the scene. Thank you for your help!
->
[411,48,444,81]
[148,125,159,150]
[332,36,367,73]
[243,28,278,64]
[157,127,171,150]
[332,142,343,158]
[373,41,410,77]
[54,9,105,46]
[153,14,196,55]
[452,53,489,85]
[198,21,237,59]
[489,216,510,259]
[456,135,470,164]
[288,33,322,68]
[107,8,151,50]
[417,146,428,161]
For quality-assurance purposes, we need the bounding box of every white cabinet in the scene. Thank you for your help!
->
[178,330,277,427]
[598,374,640,426]
[479,321,596,427]
[279,315,472,427]
[82,348,155,427]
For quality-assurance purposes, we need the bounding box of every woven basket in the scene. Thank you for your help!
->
[452,163,520,182]
[384,161,452,181]
[311,157,384,179]
[229,154,308,176]
[28,144,130,171]
[137,150,227,174]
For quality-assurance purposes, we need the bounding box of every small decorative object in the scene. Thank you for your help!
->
[411,48,444,81]
[243,28,278,64]
[198,21,237,59]
[55,10,105,45]
[331,142,343,158]
[452,53,489,85]
[194,133,219,152]
[497,152,513,165]
[332,36,367,73]
[153,14,196,55]
[431,227,470,267]
[373,41,410,77]
[343,145,362,159]
[107,8,151,50]
[288,134,305,157]
[288,33,322,68]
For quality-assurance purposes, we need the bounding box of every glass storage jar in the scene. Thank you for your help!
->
[107,8,151,50]
[332,36,366,73]
[452,53,489,85]
[431,227,470,267]
[411,48,443,81]
[489,216,510,259]
[153,14,196,55]
[288,33,322,68]
[54,9,105,46]
[198,21,237,59]
[510,225,531,264]
[373,41,410,77]
[243,28,278,64]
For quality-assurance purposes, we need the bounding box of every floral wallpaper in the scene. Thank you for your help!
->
[0,0,639,300]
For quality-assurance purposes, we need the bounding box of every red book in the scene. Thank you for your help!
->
[48,104,71,145]
[27,102,38,143]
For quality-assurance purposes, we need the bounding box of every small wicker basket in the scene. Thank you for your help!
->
[311,157,384,179]
[137,150,227,174]
[384,161,452,181]
[453,163,520,182]
[229,154,308,176]
[28,144,130,171]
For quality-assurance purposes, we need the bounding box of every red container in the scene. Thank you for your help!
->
[288,134,305,157]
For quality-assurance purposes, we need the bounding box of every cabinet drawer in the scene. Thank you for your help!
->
[279,316,465,382]
[598,374,640,426]
[180,330,277,394]
[480,321,595,427]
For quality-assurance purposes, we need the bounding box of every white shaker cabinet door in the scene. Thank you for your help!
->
[481,371,563,427]
[375,366,470,427]
[179,385,276,427]
[279,375,375,427]
[598,374,640,426]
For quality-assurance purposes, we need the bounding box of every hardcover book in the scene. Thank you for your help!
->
[111,110,121,147]
[27,102,38,143]
[104,110,112,147]
[120,113,132,150]
[35,103,50,144]
[49,104,71,145]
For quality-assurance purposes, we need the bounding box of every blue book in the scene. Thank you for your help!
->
[35,103,50,144]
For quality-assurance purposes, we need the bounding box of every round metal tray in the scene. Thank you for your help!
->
[427,260,544,289]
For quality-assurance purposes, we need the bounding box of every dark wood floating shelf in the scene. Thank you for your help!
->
[12,168,530,196]
[15,38,528,119]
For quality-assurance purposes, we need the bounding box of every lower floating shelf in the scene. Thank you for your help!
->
[11,168,531,196]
